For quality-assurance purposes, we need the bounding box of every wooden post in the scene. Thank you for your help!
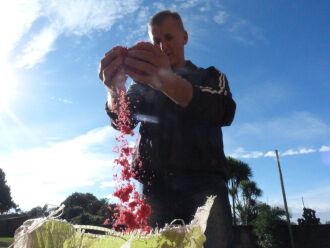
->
[275,149,295,248]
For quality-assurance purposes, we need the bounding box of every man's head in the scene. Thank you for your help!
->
[148,10,188,69]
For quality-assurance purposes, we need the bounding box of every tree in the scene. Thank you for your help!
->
[297,207,320,225]
[236,180,262,225]
[226,157,252,225]
[253,203,287,248]
[0,168,17,214]
[27,205,50,218]
[61,192,113,226]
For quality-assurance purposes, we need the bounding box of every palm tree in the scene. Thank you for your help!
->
[237,180,262,225]
[226,157,252,225]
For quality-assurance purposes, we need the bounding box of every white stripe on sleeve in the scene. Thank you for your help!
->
[199,73,228,96]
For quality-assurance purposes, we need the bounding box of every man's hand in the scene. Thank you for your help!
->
[124,42,171,90]
[99,46,128,92]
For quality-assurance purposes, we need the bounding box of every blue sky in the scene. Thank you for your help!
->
[0,0,329,223]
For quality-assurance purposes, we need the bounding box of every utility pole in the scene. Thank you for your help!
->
[275,150,295,248]
[302,197,305,208]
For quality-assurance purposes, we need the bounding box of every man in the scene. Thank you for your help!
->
[99,10,236,248]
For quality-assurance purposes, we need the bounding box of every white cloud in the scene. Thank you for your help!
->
[16,26,58,68]
[124,6,150,44]
[0,126,125,210]
[100,180,118,189]
[212,9,265,45]
[136,6,150,24]
[264,151,276,158]
[282,148,317,156]
[228,19,265,45]
[152,2,166,10]
[199,3,212,13]
[229,145,328,160]
[320,146,330,152]
[180,0,200,9]
[50,96,73,104]
[0,0,41,62]
[213,10,228,25]
[1,0,268,69]
[45,0,142,36]
[58,98,73,104]
[1,0,142,69]
[229,147,265,159]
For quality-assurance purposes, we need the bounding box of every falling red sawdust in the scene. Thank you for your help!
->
[103,49,152,232]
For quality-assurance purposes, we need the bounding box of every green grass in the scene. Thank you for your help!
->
[0,237,14,248]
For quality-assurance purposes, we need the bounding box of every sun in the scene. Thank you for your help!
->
[0,65,18,112]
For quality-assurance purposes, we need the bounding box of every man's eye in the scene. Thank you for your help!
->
[165,35,173,41]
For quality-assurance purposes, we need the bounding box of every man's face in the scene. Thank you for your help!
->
[149,16,188,69]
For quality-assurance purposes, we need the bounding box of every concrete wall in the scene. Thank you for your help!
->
[290,225,330,248]
[233,224,330,248]
[233,225,256,248]
[0,215,28,237]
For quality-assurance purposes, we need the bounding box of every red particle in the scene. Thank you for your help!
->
[143,225,152,233]
[113,183,134,202]
[136,203,152,222]
[113,146,119,153]
[115,209,138,231]
[121,147,132,156]
[121,125,134,135]
[128,201,138,209]
[114,157,129,168]
[120,166,133,181]
[103,218,110,225]
[104,55,152,233]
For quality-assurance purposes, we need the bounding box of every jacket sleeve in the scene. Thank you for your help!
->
[105,82,144,130]
[183,66,236,126]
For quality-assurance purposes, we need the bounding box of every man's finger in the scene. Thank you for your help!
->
[99,54,118,80]
[153,44,164,57]
[103,67,127,90]
[130,42,157,54]
[99,47,124,78]
[101,56,124,82]
[127,49,158,66]
[110,68,127,89]
[124,57,156,76]
[104,46,124,56]
[100,50,120,67]
[125,67,149,85]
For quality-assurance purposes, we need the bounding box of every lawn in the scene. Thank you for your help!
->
[0,237,13,248]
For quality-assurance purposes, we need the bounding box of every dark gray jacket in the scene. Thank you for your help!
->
[106,60,236,185]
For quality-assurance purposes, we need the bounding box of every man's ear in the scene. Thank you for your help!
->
[183,30,188,45]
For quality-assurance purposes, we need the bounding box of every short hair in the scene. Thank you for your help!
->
[148,10,185,31]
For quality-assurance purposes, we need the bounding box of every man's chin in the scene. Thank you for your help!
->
[168,57,176,66]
